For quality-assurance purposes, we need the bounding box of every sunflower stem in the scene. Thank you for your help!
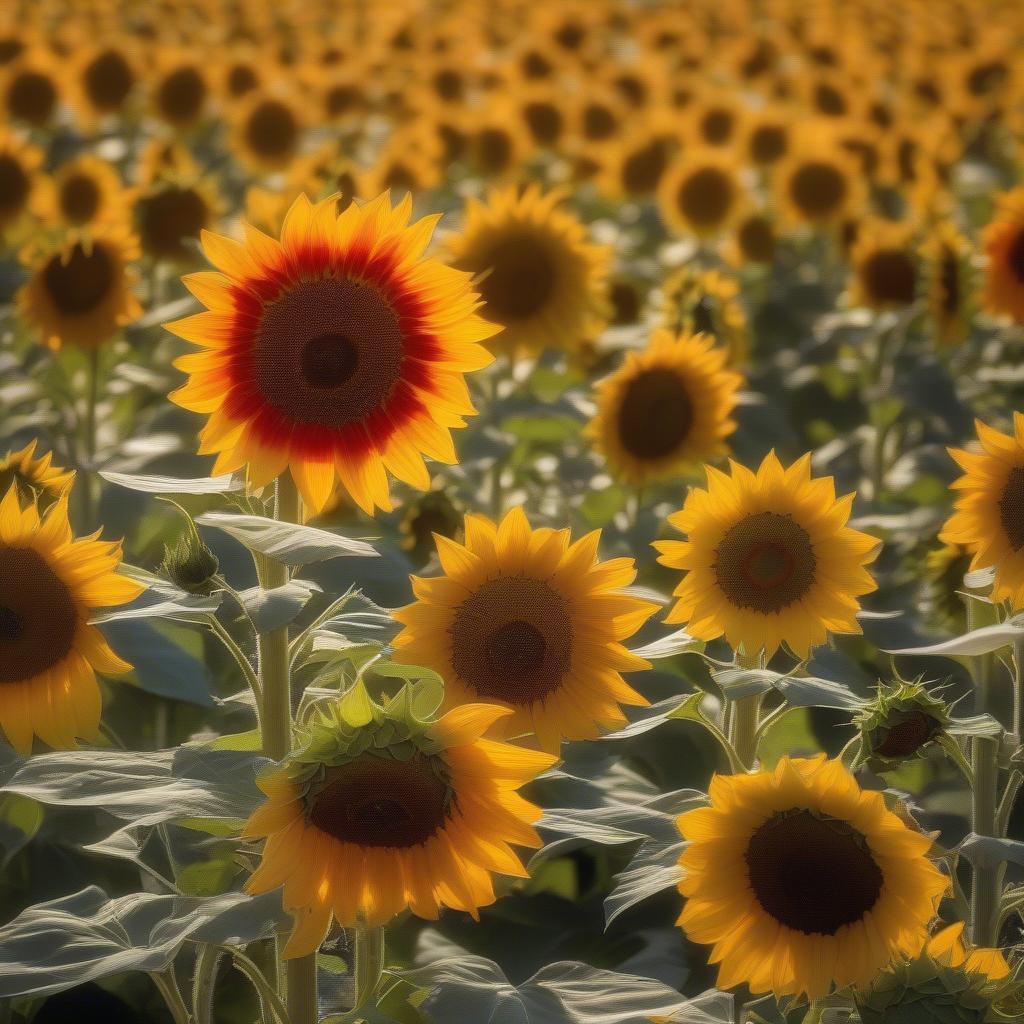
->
[969,733,1001,947]
[729,652,762,770]
[353,924,386,1011]
[256,473,318,1024]
[966,595,998,715]
[78,347,101,529]
[150,969,192,1024]
[1012,636,1024,740]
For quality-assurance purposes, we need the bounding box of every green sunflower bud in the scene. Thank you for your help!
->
[161,530,219,596]
[854,679,951,769]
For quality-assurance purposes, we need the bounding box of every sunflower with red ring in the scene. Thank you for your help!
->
[167,192,499,516]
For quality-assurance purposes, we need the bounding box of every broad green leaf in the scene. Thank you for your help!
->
[100,471,244,494]
[886,618,1024,658]
[237,580,321,633]
[196,511,377,564]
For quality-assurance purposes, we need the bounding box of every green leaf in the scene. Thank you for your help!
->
[238,580,321,633]
[100,471,244,494]
[196,511,378,564]
[631,630,701,661]
[339,678,376,728]
[0,793,43,867]
[886,618,1024,658]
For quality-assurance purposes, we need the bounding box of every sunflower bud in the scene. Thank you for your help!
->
[161,530,219,595]
[855,679,951,769]
[856,923,1020,1024]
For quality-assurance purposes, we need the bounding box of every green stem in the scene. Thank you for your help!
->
[1012,636,1024,739]
[353,925,386,1011]
[150,970,192,1024]
[208,614,262,708]
[232,949,291,1024]
[970,734,1001,947]
[966,596,998,714]
[191,944,220,1024]
[77,347,100,528]
[728,652,762,771]
[255,474,318,1023]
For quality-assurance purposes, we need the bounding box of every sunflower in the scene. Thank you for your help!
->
[743,107,792,168]
[0,486,143,754]
[133,177,219,263]
[687,92,748,149]
[243,684,555,956]
[230,90,304,172]
[447,185,610,356]
[69,41,137,126]
[848,219,919,312]
[982,187,1024,324]
[150,51,210,130]
[655,452,879,659]
[0,441,74,508]
[220,46,264,102]
[677,755,947,1001]
[586,330,742,488]
[658,149,744,239]
[393,507,656,752]
[518,86,567,151]
[659,267,749,364]
[774,134,862,226]
[727,212,778,266]
[1,49,61,128]
[168,192,497,516]
[940,414,1024,610]
[600,124,678,200]
[0,130,43,238]
[921,220,974,347]
[466,109,529,180]
[33,154,124,229]
[18,225,142,351]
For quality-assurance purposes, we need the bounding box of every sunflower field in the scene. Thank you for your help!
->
[3,0,1024,1022]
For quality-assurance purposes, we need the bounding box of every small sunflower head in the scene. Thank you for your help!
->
[161,528,219,596]
[855,679,951,769]
[0,441,74,509]
[399,489,462,562]
[856,922,1020,1024]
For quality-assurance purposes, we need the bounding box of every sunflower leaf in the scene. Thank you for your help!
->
[196,511,378,564]
[885,618,1024,658]
[236,580,322,633]
[100,470,244,494]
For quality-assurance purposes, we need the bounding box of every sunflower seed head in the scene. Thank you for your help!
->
[854,678,951,768]
[161,531,219,595]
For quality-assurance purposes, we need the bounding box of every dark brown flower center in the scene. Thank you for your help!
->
[245,100,298,160]
[715,511,817,613]
[745,809,883,934]
[60,173,101,224]
[676,167,735,229]
[789,161,847,218]
[43,244,114,316]
[432,68,463,102]
[875,709,937,758]
[0,154,29,217]
[609,280,641,325]
[621,139,668,195]
[999,466,1024,551]
[476,128,512,174]
[7,69,56,125]
[523,101,562,145]
[0,546,78,683]
[738,216,776,263]
[254,277,403,428]
[939,249,960,316]
[450,575,573,705]
[1007,230,1024,284]
[84,49,134,110]
[690,295,716,336]
[227,64,258,97]
[967,60,1007,97]
[814,83,847,116]
[701,108,735,145]
[325,83,360,117]
[0,37,25,64]
[309,753,450,848]
[861,249,917,306]
[749,124,787,164]
[617,368,694,460]
[157,66,206,124]
[477,234,555,321]
[137,187,208,259]
[583,103,617,141]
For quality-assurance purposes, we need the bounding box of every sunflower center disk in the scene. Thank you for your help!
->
[85,50,134,109]
[450,576,573,704]
[0,156,29,216]
[678,168,733,228]
[876,710,934,758]
[10,71,56,124]
[617,368,693,460]
[255,277,404,427]
[308,753,449,848]
[43,244,114,316]
[246,101,297,158]
[745,809,884,935]
[158,67,205,122]
[0,546,78,683]
[998,466,1024,550]
[863,251,916,305]
[138,188,207,257]
[714,511,817,612]
[1008,230,1024,284]
[61,174,101,223]
[940,251,960,314]
[478,235,556,320]
[790,162,846,217]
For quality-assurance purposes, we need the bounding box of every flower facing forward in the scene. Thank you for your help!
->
[982,187,1024,323]
[677,756,948,1001]
[941,414,1024,609]
[168,192,498,515]
[393,507,656,752]
[243,683,555,956]
[0,486,142,753]
[655,452,879,659]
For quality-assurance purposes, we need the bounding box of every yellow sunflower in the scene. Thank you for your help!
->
[133,177,220,263]
[1,48,61,128]
[33,154,124,229]
[0,441,74,508]
[921,220,974,347]
[229,90,304,172]
[658,149,745,239]
[655,452,879,659]
[168,192,497,516]
[0,130,43,238]
[600,126,677,200]
[774,134,863,227]
[727,212,778,267]
[586,330,742,488]
[743,108,792,168]
[0,486,143,754]
[659,267,749,364]
[150,50,210,130]
[677,755,947,1001]
[18,225,142,351]
[982,187,1024,324]
[243,687,554,956]
[848,219,919,312]
[940,414,1024,610]
[447,185,610,356]
[393,507,657,752]
[69,40,138,127]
